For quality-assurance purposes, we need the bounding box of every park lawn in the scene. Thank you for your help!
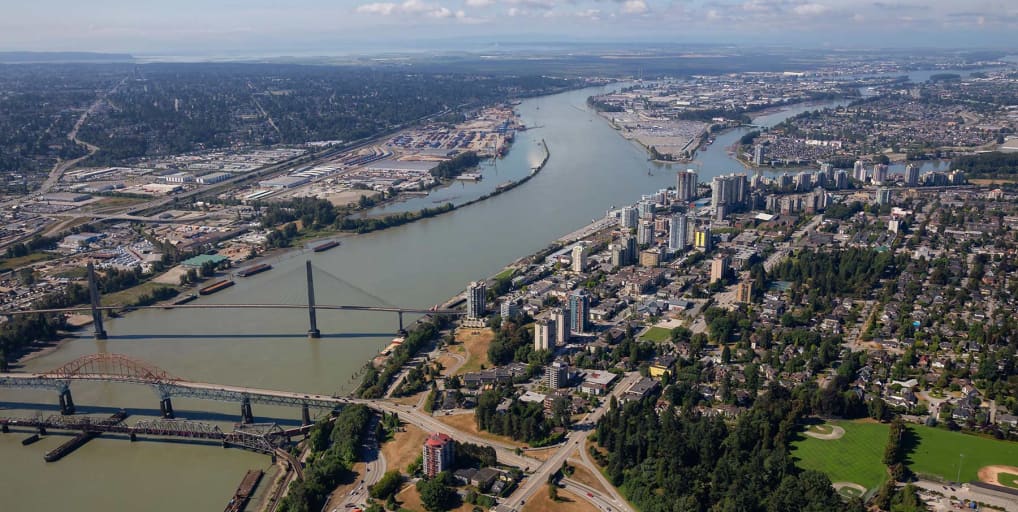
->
[999,473,1018,489]
[640,326,672,343]
[494,268,515,281]
[791,420,890,492]
[906,424,1018,483]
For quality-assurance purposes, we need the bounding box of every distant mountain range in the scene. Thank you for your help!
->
[0,51,134,63]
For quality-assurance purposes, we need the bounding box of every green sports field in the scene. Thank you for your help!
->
[640,326,672,343]
[906,424,1018,483]
[792,420,890,491]
[791,420,1018,492]
[999,473,1018,489]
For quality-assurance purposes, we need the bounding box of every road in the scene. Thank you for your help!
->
[561,479,620,512]
[363,401,537,470]
[31,78,125,199]
[495,372,641,512]
[762,213,825,273]
[327,415,387,512]
[913,479,1018,512]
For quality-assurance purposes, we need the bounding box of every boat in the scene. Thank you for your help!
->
[199,280,234,296]
[236,263,272,277]
[312,240,340,252]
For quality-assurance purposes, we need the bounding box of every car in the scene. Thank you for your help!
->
[587,493,594,498]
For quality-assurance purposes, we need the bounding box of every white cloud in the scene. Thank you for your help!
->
[507,7,521,16]
[355,2,397,15]
[505,0,557,10]
[429,6,454,17]
[400,0,431,14]
[355,0,462,19]
[464,0,495,6]
[620,0,648,14]
[792,3,830,16]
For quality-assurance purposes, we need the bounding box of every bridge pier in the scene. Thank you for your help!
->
[58,389,76,415]
[38,425,47,435]
[160,397,175,419]
[240,398,254,424]
[301,404,311,426]
[2,423,8,433]
[398,311,406,334]
[129,432,137,442]
[87,263,107,340]
[306,261,321,339]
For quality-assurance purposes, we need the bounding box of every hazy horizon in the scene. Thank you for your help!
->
[1,0,1016,55]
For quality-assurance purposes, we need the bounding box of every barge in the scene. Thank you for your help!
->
[199,280,234,296]
[236,263,272,277]
[311,240,340,252]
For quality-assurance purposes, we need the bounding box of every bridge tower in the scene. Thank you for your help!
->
[159,397,175,419]
[240,397,254,424]
[58,387,76,415]
[86,263,107,340]
[305,261,321,339]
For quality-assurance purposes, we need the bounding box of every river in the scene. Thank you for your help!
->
[0,69,987,511]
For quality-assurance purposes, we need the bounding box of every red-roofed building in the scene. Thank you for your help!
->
[423,433,455,477]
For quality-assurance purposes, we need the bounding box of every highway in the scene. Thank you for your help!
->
[326,415,387,512]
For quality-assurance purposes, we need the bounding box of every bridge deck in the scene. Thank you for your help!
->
[3,303,463,316]
[0,372,348,409]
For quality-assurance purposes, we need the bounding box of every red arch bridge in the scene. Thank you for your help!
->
[0,353,352,424]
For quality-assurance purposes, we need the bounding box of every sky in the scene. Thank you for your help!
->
[1,0,1016,55]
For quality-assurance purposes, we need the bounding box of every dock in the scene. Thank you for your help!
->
[224,469,263,512]
[43,410,129,462]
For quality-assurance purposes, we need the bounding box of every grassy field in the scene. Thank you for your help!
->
[452,327,493,375]
[1000,473,1018,489]
[792,420,1018,491]
[381,422,428,475]
[521,487,589,512]
[791,420,890,492]
[906,424,1018,483]
[494,268,515,281]
[436,412,527,449]
[640,326,672,343]
[0,252,53,271]
[102,281,177,307]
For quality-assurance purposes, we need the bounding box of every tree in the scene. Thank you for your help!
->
[17,267,35,285]
[416,474,458,512]
[369,470,403,500]
[548,482,559,501]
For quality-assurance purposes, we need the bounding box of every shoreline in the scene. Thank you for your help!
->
[11,139,553,369]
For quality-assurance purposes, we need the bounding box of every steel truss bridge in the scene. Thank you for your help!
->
[0,353,349,422]
[0,414,306,478]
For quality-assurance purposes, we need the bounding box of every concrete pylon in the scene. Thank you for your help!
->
[87,263,107,340]
[306,261,320,339]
